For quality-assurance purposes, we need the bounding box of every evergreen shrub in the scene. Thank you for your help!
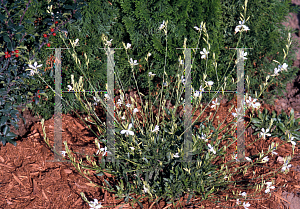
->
[69,0,300,106]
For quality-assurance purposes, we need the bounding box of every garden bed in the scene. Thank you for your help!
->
[1,88,300,209]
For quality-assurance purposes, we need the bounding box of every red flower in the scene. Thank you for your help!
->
[47,43,51,47]
[43,34,47,38]
[7,54,11,58]
[11,51,14,54]
[15,50,19,53]
[5,55,8,58]
[15,54,19,58]
[51,28,54,32]
[53,33,56,36]
[5,52,8,55]
[55,21,58,24]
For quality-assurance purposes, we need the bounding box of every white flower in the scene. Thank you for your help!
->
[236,199,240,205]
[291,140,296,146]
[121,115,126,120]
[133,108,139,114]
[151,125,160,133]
[245,157,252,162]
[208,144,216,154]
[93,96,100,105]
[147,52,151,57]
[67,85,73,91]
[241,51,247,60]
[116,99,123,106]
[106,39,113,46]
[272,67,281,77]
[194,90,201,97]
[282,159,292,172]
[234,20,250,34]
[232,107,244,120]
[74,38,79,46]
[261,156,269,163]
[240,192,247,197]
[159,20,166,30]
[120,123,135,137]
[28,61,43,76]
[89,199,103,209]
[260,128,271,139]
[271,150,278,155]
[126,103,131,108]
[268,144,278,156]
[194,86,204,97]
[279,63,288,72]
[288,135,296,146]
[243,202,251,209]
[265,182,275,193]
[194,26,201,31]
[234,154,240,162]
[173,153,180,158]
[143,184,149,194]
[129,147,135,151]
[97,146,112,156]
[210,98,220,109]
[181,76,186,84]
[130,58,139,66]
[60,151,66,157]
[200,48,209,59]
[200,133,208,142]
[265,182,274,188]
[148,72,156,76]
[231,110,238,118]
[246,96,258,109]
[104,94,110,99]
[29,70,35,76]
[126,43,131,49]
[206,81,214,87]
[253,102,261,109]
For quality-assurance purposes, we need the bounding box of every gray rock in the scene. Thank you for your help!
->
[281,191,300,209]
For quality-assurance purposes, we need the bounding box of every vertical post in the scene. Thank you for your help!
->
[184,48,192,162]
[229,47,253,162]
[98,47,122,164]
[106,47,115,163]
[236,48,248,162]
[53,48,63,162]
[46,47,72,163]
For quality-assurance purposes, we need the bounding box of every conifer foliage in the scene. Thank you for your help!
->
[55,0,300,106]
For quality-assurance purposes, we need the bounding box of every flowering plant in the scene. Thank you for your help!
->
[35,0,298,207]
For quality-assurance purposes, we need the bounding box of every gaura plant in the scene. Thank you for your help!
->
[27,0,299,208]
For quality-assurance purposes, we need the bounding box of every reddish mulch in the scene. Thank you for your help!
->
[1,83,300,209]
